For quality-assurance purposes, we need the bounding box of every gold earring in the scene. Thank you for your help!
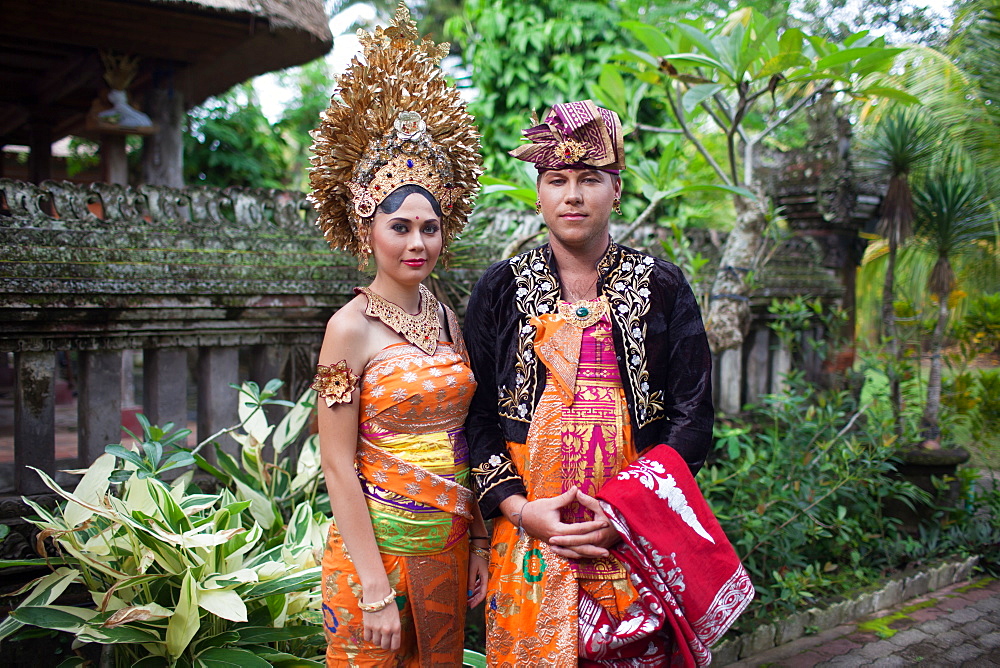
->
[613,198,622,215]
[357,239,372,271]
[535,199,542,215]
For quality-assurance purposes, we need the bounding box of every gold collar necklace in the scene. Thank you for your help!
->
[356,284,440,355]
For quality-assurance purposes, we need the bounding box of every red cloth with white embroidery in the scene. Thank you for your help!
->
[587,444,755,667]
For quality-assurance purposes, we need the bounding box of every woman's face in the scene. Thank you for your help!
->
[537,169,620,251]
[369,192,443,286]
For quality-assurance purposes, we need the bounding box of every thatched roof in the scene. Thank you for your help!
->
[152,0,330,44]
[0,0,333,145]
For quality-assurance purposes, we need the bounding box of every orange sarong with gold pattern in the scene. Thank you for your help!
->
[486,303,642,667]
[322,341,476,667]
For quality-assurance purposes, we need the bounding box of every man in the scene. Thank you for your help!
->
[464,100,752,666]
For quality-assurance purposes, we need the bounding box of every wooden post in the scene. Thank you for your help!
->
[197,347,240,459]
[101,134,129,185]
[142,348,188,446]
[28,123,52,184]
[14,352,55,495]
[142,81,185,188]
[78,350,123,465]
[718,346,743,416]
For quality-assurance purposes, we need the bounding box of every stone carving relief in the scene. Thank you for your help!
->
[0,179,315,232]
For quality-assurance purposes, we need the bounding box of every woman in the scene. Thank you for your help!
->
[307,6,487,665]
[464,100,753,666]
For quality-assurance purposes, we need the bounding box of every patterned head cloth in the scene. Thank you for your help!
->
[509,100,625,173]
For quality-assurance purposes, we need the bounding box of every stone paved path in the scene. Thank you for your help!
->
[726,576,1000,667]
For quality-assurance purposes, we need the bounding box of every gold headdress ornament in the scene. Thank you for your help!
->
[308,3,482,260]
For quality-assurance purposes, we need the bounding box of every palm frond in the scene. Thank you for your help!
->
[913,164,996,297]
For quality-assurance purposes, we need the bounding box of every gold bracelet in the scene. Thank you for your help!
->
[470,544,490,561]
[358,588,396,613]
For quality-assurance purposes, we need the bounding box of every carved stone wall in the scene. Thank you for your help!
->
[1,180,359,352]
[0,181,358,558]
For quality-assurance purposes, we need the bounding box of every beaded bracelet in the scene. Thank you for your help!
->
[358,588,396,613]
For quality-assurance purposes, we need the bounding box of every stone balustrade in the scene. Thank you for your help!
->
[0,178,360,504]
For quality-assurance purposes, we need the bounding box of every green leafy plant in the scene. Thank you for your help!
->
[704,375,926,620]
[0,381,328,666]
[191,380,325,534]
[105,415,195,485]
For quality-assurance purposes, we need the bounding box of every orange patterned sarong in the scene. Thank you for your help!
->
[485,308,641,667]
[322,341,476,667]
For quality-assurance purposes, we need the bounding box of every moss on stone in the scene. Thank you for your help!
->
[856,598,938,639]
[955,576,995,593]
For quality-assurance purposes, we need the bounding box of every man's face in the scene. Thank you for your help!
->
[537,169,620,250]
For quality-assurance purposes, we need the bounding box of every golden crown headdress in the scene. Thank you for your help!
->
[308,3,482,259]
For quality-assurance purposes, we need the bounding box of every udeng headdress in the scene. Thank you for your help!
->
[308,3,482,258]
[509,100,625,173]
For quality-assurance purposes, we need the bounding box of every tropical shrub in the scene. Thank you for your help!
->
[0,381,328,667]
[703,374,921,619]
[191,380,327,535]
[958,291,1000,355]
[705,368,999,626]
[706,295,999,628]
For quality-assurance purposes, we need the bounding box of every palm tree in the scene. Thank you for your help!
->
[912,164,996,443]
[859,109,938,438]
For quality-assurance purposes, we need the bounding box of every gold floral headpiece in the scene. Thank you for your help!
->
[308,3,482,259]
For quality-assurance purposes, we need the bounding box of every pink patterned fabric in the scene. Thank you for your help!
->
[509,100,626,172]
[588,444,755,667]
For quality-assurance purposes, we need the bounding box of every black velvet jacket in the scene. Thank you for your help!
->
[464,241,715,518]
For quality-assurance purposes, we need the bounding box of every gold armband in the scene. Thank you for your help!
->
[311,360,360,407]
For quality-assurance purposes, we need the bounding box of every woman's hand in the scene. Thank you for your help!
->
[468,544,489,608]
[361,595,402,651]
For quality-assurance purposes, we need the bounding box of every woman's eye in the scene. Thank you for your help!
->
[422,224,440,235]
[392,223,408,233]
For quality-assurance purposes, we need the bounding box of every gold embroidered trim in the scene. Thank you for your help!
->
[358,283,440,355]
[472,454,522,498]
[312,360,360,406]
[603,247,664,427]
[557,296,608,329]
[501,248,560,423]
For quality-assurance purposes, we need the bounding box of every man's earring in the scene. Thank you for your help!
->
[613,198,622,215]
[535,199,542,215]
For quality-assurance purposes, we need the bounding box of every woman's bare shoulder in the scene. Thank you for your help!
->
[319,295,376,363]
